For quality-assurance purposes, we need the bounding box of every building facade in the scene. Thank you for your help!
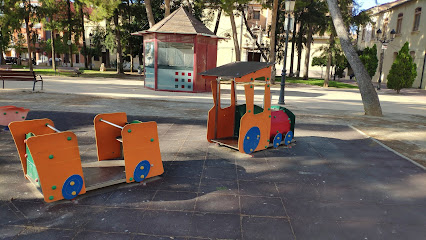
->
[357,0,425,89]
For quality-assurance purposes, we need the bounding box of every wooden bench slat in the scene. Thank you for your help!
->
[1,70,43,91]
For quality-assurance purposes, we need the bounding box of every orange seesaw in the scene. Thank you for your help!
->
[8,112,164,203]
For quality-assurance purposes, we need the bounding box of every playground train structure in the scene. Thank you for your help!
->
[201,62,295,154]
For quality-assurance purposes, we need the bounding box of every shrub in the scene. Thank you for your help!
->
[359,44,379,78]
[387,42,417,93]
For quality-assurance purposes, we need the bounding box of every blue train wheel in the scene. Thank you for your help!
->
[243,127,261,154]
[284,131,293,146]
[133,160,151,182]
[62,174,84,200]
[273,133,283,148]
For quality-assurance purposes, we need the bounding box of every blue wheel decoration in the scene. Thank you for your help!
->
[284,131,293,146]
[273,133,283,148]
[243,127,261,154]
[133,160,151,182]
[62,174,84,200]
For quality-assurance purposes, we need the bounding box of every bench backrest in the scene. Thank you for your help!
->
[0,70,36,79]
[58,67,79,70]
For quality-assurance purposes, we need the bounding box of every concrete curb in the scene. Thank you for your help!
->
[348,124,426,171]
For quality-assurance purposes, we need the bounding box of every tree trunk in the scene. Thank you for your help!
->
[67,0,73,67]
[24,17,33,71]
[51,30,56,71]
[185,0,192,13]
[303,23,313,80]
[229,11,240,62]
[165,0,171,17]
[296,28,303,78]
[241,9,267,61]
[268,0,279,84]
[327,0,382,116]
[289,15,297,77]
[114,12,124,74]
[78,0,88,69]
[214,8,222,35]
[324,32,334,87]
[145,0,155,28]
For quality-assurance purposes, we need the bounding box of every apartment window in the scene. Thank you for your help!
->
[396,13,403,34]
[371,25,376,40]
[413,7,421,31]
[253,11,260,20]
[383,18,388,35]
[75,53,79,63]
[94,55,99,61]
[361,28,366,41]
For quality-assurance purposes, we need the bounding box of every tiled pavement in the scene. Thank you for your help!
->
[1,111,426,239]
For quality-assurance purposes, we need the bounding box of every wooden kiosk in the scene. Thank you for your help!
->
[132,7,222,92]
[201,62,295,154]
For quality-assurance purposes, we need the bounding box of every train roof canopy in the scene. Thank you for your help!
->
[200,62,275,80]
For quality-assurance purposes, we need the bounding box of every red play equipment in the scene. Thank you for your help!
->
[132,7,222,92]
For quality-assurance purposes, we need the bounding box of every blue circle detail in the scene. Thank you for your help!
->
[243,127,261,154]
[62,174,83,200]
[284,131,293,146]
[133,160,151,182]
[273,133,283,148]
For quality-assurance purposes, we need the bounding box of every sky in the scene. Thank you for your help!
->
[358,0,396,10]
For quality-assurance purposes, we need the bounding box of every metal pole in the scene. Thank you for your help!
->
[278,9,292,105]
[46,124,61,133]
[100,119,124,129]
[419,52,426,89]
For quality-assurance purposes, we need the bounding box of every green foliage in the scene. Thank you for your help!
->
[387,42,417,93]
[359,44,378,78]
[312,56,327,67]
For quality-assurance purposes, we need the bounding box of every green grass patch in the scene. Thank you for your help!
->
[256,76,358,89]
[10,65,137,78]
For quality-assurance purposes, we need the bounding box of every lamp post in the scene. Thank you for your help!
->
[278,0,295,105]
[376,28,395,90]
[89,32,93,70]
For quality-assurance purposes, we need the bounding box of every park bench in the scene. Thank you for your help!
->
[0,65,12,70]
[57,66,82,76]
[0,70,44,91]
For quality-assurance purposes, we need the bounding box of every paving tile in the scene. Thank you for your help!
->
[158,176,200,192]
[138,210,193,236]
[291,219,342,240]
[202,166,237,180]
[13,227,76,240]
[204,158,236,169]
[104,188,156,209]
[133,234,187,240]
[149,191,197,211]
[275,182,319,201]
[0,202,28,226]
[190,212,241,239]
[240,196,286,217]
[72,231,133,240]
[195,193,239,214]
[10,200,93,229]
[84,207,146,233]
[242,216,294,240]
[165,163,204,178]
[238,180,279,197]
[0,225,26,240]
[198,178,239,195]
